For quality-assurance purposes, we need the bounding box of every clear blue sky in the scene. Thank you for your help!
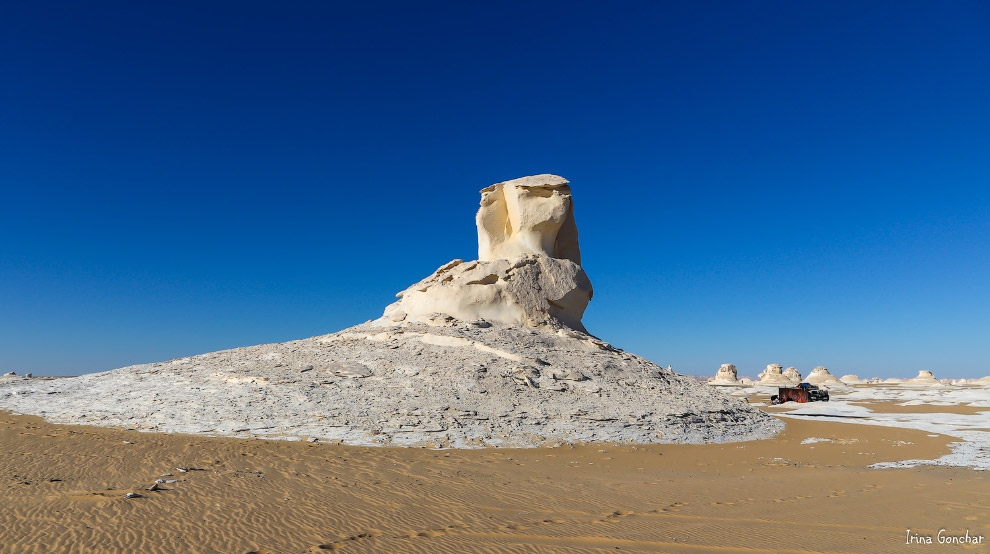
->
[1,1,987,378]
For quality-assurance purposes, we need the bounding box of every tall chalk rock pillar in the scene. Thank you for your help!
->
[383,174,594,332]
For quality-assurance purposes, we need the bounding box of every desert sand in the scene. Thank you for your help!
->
[2,407,987,554]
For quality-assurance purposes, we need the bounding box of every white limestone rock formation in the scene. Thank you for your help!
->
[840,374,865,385]
[758,364,791,385]
[709,363,740,385]
[804,366,843,387]
[384,174,593,333]
[905,370,938,385]
[783,366,803,383]
[0,174,783,448]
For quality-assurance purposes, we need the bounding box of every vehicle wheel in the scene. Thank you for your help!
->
[770,395,780,405]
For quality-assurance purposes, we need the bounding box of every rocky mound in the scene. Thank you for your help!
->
[783,367,802,382]
[805,366,843,386]
[0,174,782,447]
[0,320,781,447]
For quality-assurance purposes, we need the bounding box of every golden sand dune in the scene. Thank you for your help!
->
[2,410,987,554]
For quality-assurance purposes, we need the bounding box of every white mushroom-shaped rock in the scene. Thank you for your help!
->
[905,370,939,385]
[709,363,740,385]
[758,364,791,385]
[804,366,842,386]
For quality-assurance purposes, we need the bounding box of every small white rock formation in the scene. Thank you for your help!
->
[758,364,792,385]
[757,364,775,380]
[384,174,593,333]
[709,363,740,385]
[840,374,865,385]
[0,174,782,448]
[804,366,842,386]
[884,377,905,384]
[905,370,938,385]
[783,367,803,383]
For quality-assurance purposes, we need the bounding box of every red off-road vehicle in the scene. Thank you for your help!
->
[770,382,829,404]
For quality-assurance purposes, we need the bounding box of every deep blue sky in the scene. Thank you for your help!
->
[1,1,988,378]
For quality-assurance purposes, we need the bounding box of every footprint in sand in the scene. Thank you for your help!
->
[314,531,383,550]
[653,501,686,512]
[501,524,529,530]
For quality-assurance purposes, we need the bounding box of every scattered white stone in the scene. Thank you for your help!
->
[774,388,990,470]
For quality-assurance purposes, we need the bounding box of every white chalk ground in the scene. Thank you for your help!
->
[726,384,990,470]
[0,321,782,448]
